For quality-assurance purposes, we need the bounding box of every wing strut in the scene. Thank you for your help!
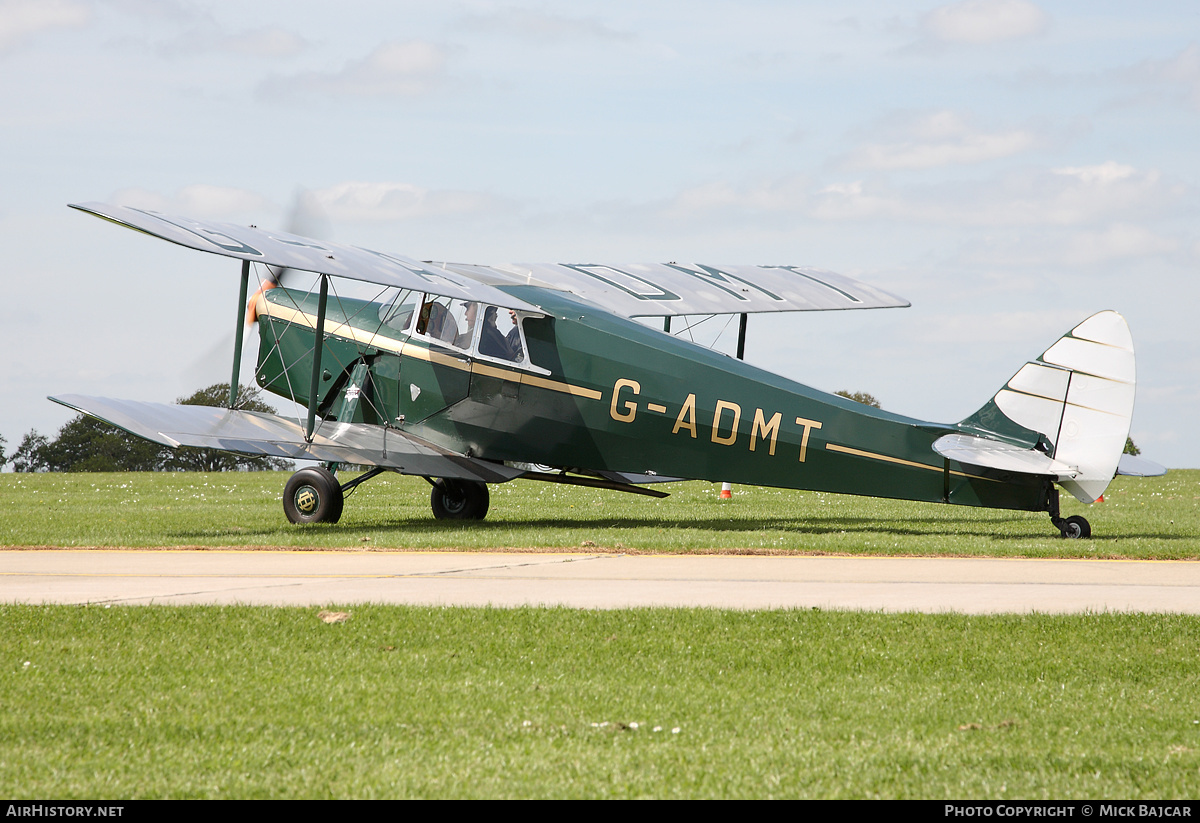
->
[229,260,250,408]
[305,274,329,441]
[719,313,749,501]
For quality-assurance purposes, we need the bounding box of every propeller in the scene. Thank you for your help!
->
[246,188,333,323]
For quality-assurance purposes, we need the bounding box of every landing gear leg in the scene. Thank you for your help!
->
[1046,485,1091,539]
[428,478,490,520]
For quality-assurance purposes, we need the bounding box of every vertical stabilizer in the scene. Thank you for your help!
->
[960,311,1135,504]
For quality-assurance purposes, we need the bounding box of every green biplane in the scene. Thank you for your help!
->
[55,202,1152,538]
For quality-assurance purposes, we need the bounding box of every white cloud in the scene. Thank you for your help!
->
[456,8,633,43]
[224,28,306,58]
[809,180,893,220]
[1122,44,1200,111]
[314,182,497,222]
[922,0,1047,45]
[173,26,308,59]
[867,164,1171,226]
[1051,161,1135,184]
[662,176,812,218]
[660,161,1182,231]
[110,185,272,219]
[907,310,1077,347]
[852,132,1036,169]
[0,0,89,54]
[157,22,308,59]
[845,110,1037,170]
[261,40,448,98]
[1058,224,1180,266]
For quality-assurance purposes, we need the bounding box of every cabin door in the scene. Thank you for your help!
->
[397,296,477,424]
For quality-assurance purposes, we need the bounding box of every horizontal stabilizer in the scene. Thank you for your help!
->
[932,433,1077,477]
[49,394,525,485]
[1116,454,1168,477]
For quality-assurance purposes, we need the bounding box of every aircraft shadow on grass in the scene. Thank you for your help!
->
[166,513,1177,543]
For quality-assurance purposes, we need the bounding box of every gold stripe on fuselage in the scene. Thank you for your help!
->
[256,296,601,401]
[825,443,997,482]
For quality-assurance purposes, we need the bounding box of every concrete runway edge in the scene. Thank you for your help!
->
[3,550,1199,613]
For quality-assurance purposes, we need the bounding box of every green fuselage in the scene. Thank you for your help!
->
[255,285,1049,514]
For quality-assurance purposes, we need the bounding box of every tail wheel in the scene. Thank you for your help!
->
[1059,515,1091,539]
[283,467,344,524]
[430,479,490,520]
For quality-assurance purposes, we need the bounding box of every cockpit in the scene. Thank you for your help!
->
[380,294,528,366]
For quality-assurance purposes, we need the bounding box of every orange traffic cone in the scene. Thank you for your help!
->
[719,482,732,500]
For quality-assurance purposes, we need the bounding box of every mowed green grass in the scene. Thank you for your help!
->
[3,471,1198,798]
[1,469,1197,557]
[3,605,1200,799]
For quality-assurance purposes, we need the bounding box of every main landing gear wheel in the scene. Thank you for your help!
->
[1058,515,1091,540]
[430,479,490,520]
[283,467,344,524]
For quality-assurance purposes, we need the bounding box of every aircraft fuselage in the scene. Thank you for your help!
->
[255,285,1050,514]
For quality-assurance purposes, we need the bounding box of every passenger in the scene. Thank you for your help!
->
[418,299,457,343]
[454,302,479,349]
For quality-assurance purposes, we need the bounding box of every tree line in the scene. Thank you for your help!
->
[1,383,290,473]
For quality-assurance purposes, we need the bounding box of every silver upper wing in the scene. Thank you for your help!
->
[69,202,545,315]
[438,262,909,317]
[73,201,908,319]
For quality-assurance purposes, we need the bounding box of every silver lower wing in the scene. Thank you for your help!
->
[50,395,524,484]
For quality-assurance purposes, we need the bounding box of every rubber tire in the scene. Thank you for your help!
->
[430,479,490,520]
[283,467,344,524]
[1059,515,1091,539]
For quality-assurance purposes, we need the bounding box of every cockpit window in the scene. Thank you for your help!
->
[408,296,534,367]
[415,296,478,351]
[477,305,525,364]
[379,301,416,333]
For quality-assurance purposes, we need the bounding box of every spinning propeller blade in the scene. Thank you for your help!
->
[247,188,333,323]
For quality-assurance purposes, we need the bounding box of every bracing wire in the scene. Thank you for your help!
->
[669,313,735,350]
[311,279,410,437]
[251,264,317,432]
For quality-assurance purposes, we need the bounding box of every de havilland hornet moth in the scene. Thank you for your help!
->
[54,201,1152,538]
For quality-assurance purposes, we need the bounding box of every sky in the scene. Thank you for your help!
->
[1,0,1197,468]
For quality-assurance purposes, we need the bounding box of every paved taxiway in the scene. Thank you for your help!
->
[2,550,1198,613]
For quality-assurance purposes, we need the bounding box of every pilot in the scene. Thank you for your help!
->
[505,309,524,361]
[478,306,512,360]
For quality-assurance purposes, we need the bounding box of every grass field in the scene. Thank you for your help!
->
[3,605,1200,799]
[1,469,1197,557]
[2,470,1198,798]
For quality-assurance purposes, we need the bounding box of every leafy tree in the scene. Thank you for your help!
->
[164,383,291,472]
[835,390,882,409]
[10,430,51,473]
[178,383,278,412]
[40,416,169,472]
[1124,436,1140,456]
[0,433,5,467]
